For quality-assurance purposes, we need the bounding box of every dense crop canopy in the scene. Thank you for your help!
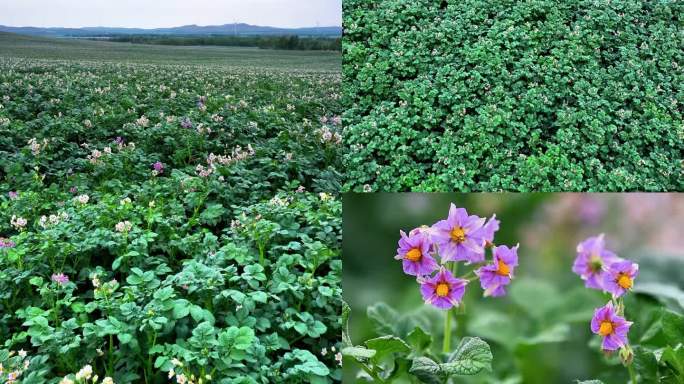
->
[343,0,683,192]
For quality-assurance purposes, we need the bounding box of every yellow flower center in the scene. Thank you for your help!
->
[496,259,510,276]
[406,248,422,262]
[450,227,466,243]
[617,273,633,289]
[436,283,450,297]
[598,321,613,336]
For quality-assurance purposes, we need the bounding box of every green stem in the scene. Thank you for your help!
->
[360,362,385,383]
[628,363,637,384]
[443,309,452,354]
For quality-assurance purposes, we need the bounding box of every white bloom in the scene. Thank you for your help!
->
[115,221,132,233]
[76,194,90,204]
[75,364,92,380]
[59,378,74,384]
[101,377,114,384]
[10,215,27,229]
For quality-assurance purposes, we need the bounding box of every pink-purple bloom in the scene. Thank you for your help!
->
[419,268,467,310]
[431,204,496,263]
[152,161,164,174]
[475,244,519,297]
[602,260,638,298]
[0,237,16,248]
[180,117,193,129]
[8,191,18,200]
[572,234,620,290]
[591,302,632,351]
[51,273,69,286]
[395,230,438,276]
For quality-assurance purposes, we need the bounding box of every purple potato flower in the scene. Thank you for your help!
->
[51,273,69,286]
[152,161,164,174]
[572,234,620,290]
[8,191,18,200]
[395,229,439,276]
[591,302,632,351]
[180,117,193,129]
[602,260,639,298]
[431,204,492,263]
[419,267,468,310]
[0,237,16,248]
[475,244,519,297]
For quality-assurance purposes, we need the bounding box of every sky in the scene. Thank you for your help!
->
[0,0,342,28]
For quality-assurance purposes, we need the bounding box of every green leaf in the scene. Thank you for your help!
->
[200,203,226,226]
[633,346,658,383]
[633,282,684,311]
[118,333,133,344]
[365,335,410,362]
[406,326,432,352]
[341,346,376,360]
[661,346,684,379]
[444,337,493,375]
[661,309,684,342]
[519,323,570,346]
[367,302,398,335]
[409,357,442,384]
[172,299,190,319]
[510,279,559,320]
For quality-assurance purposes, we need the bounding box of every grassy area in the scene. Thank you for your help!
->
[0,32,340,71]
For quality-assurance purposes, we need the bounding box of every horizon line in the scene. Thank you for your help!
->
[0,22,342,30]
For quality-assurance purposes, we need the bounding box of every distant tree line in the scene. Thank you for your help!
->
[100,35,341,51]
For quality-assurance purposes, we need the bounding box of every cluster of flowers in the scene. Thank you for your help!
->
[319,115,342,126]
[320,346,343,366]
[395,203,519,309]
[91,273,119,298]
[152,161,165,176]
[180,117,193,129]
[115,221,133,233]
[75,194,90,205]
[0,349,30,383]
[58,364,114,384]
[316,126,342,145]
[51,272,70,286]
[27,137,49,156]
[195,145,256,178]
[10,215,27,230]
[573,234,637,358]
[0,237,16,249]
[135,115,150,127]
[168,358,209,384]
[197,95,207,112]
[39,212,69,228]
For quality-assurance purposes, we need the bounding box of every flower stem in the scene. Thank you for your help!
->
[443,309,452,354]
[628,363,637,384]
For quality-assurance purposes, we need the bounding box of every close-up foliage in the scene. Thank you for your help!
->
[0,37,343,384]
[342,0,683,192]
[342,193,684,383]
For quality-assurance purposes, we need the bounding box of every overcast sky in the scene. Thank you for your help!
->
[0,0,341,28]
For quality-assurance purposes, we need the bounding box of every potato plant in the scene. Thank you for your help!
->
[0,48,342,383]
[342,0,683,192]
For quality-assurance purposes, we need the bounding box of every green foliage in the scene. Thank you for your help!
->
[0,41,343,383]
[342,0,683,191]
[342,302,493,383]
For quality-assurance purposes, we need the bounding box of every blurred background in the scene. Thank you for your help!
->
[343,193,684,383]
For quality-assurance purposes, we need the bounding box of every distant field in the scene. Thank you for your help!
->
[0,32,341,71]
